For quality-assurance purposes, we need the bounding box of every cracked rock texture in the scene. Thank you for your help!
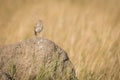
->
[0,38,78,80]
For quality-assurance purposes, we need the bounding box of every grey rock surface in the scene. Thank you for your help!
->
[0,38,78,80]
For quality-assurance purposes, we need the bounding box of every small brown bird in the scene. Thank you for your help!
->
[34,20,43,36]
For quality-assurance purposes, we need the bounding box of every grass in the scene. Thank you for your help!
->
[9,60,16,80]
[28,47,77,80]
[0,0,120,80]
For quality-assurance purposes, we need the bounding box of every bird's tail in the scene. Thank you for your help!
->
[34,31,37,36]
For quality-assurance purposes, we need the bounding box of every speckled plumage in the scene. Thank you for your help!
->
[34,20,43,36]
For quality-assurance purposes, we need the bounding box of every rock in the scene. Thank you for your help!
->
[0,38,78,80]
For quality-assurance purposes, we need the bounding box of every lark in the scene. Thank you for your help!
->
[34,20,43,36]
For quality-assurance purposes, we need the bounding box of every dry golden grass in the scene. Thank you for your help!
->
[0,0,120,80]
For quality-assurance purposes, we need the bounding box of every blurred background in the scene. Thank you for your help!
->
[0,0,120,79]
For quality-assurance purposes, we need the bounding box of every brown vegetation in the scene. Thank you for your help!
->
[0,0,120,80]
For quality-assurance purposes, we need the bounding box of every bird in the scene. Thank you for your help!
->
[34,20,43,36]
